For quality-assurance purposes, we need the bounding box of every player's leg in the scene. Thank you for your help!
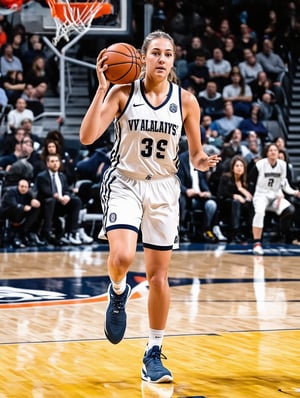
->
[142,248,173,383]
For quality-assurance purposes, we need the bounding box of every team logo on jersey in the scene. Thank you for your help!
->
[109,212,117,223]
[169,103,177,113]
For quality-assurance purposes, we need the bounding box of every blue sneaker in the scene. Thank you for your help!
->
[141,346,173,383]
[104,283,131,344]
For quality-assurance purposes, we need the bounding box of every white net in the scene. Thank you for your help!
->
[47,0,110,45]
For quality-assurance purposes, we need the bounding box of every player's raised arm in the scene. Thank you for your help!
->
[80,50,120,145]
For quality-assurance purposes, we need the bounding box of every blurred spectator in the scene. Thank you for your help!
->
[36,153,82,246]
[210,101,244,138]
[202,16,222,56]
[239,102,269,141]
[256,92,277,121]
[217,155,253,242]
[0,178,42,248]
[206,47,232,91]
[20,118,42,150]
[222,70,253,118]
[0,136,22,171]
[43,129,77,184]
[278,148,295,188]
[263,9,279,42]
[273,136,287,153]
[25,55,49,102]
[178,149,227,243]
[22,34,47,74]
[1,126,25,156]
[198,80,224,121]
[174,44,188,85]
[6,98,34,134]
[2,70,25,106]
[11,33,26,64]
[0,44,23,77]
[21,83,44,116]
[250,70,278,102]
[223,128,250,158]
[185,35,210,63]
[223,37,243,67]
[235,23,257,54]
[215,18,235,47]
[39,137,75,183]
[244,134,262,166]
[3,134,44,188]
[256,38,286,83]
[186,51,209,94]
[200,114,223,151]
[238,51,263,85]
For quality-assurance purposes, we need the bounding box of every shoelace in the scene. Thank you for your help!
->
[147,349,168,363]
[111,292,126,314]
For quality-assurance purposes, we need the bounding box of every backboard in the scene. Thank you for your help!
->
[20,0,131,38]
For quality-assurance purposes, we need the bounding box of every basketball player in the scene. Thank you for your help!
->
[80,31,220,383]
[250,143,300,256]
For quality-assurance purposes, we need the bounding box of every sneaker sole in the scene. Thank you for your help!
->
[141,367,173,383]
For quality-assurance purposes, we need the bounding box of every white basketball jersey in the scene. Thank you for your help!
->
[110,79,183,180]
[254,158,287,194]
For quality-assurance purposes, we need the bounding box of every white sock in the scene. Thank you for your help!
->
[147,328,164,351]
[111,277,127,295]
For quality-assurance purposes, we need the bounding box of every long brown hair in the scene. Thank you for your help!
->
[230,155,248,187]
[139,30,178,83]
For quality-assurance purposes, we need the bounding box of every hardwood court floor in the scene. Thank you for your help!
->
[0,242,299,397]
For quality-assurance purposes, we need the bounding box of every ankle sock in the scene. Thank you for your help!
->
[111,277,127,295]
[147,328,164,351]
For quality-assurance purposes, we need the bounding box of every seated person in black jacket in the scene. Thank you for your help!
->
[217,155,254,242]
[35,153,82,245]
[1,178,42,248]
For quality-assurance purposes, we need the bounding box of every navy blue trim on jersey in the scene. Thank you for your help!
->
[178,85,183,120]
[143,242,173,251]
[140,79,173,110]
[106,224,139,234]
[110,122,121,168]
[100,168,117,236]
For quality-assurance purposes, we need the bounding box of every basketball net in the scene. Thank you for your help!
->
[46,0,113,45]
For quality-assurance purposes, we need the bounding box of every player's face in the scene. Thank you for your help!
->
[145,38,174,79]
[267,145,279,161]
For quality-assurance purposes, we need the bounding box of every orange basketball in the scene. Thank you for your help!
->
[104,43,142,84]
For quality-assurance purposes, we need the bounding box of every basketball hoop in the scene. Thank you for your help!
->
[46,0,113,45]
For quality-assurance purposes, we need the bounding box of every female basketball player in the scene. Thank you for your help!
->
[80,30,220,383]
[250,143,300,256]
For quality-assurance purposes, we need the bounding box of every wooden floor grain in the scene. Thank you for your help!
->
[0,243,299,397]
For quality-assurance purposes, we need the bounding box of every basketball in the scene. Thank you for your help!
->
[103,43,142,85]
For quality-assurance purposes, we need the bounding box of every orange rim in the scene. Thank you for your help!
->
[47,1,113,22]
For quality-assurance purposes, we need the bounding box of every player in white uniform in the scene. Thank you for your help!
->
[80,30,220,383]
[250,143,300,255]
